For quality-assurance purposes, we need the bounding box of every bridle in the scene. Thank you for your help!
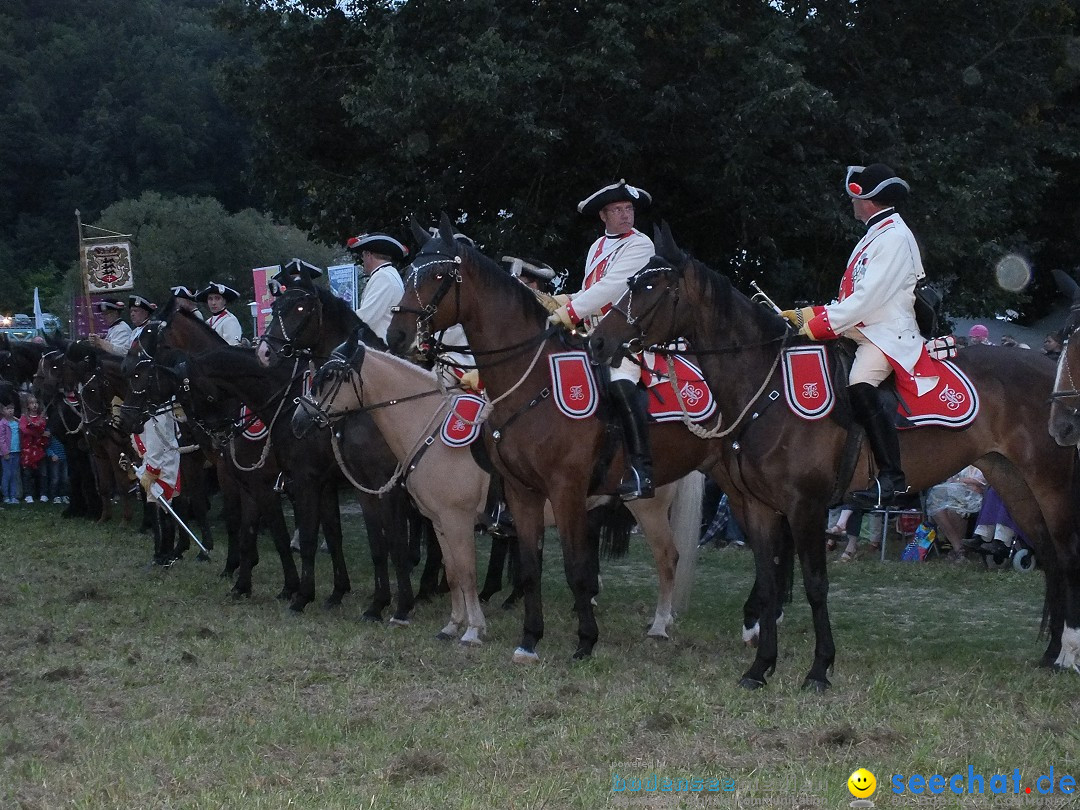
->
[261,288,323,361]
[609,262,684,355]
[1049,313,1080,410]
[391,251,464,350]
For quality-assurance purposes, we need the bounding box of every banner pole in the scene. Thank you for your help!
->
[77,209,96,338]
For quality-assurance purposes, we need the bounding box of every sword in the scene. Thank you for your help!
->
[120,453,210,558]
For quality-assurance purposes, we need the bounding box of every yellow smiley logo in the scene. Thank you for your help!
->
[847,768,877,798]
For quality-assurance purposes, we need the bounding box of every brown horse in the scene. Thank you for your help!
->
[1047,269,1080,448]
[386,218,775,674]
[590,225,1080,675]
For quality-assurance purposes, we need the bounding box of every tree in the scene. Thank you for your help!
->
[220,0,1080,319]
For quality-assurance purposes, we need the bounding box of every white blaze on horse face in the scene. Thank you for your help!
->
[1056,624,1080,673]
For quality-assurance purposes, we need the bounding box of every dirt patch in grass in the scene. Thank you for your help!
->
[68,585,108,603]
[387,749,448,781]
[39,665,84,682]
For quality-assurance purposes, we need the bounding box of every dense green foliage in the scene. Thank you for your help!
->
[1,0,1078,323]
[0,0,254,311]
[221,0,1080,317]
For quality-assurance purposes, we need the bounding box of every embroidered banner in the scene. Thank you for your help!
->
[440,394,486,447]
[549,351,599,419]
[782,345,835,420]
[641,354,717,423]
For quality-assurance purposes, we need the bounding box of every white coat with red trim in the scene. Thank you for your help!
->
[567,229,654,330]
[133,408,180,502]
[803,210,937,395]
[206,309,243,345]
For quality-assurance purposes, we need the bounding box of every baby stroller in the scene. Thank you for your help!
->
[973,535,1036,572]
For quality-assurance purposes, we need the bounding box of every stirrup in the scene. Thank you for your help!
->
[847,478,904,509]
[616,468,654,501]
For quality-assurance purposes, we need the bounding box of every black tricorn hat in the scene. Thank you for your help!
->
[94,298,125,312]
[170,285,196,300]
[577,179,652,216]
[346,233,409,262]
[128,294,157,312]
[845,164,910,205]
[194,282,240,303]
[272,258,324,283]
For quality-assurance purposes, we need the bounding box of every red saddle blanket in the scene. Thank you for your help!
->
[782,345,979,429]
[549,351,716,423]
[239,405,268,441]
[440,394,486,447]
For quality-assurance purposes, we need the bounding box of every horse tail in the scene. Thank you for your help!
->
[671,471,706,614]
[595,499,635,560]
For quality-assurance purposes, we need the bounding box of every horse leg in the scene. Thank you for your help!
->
[289,488,321,612]
[386,486,417,625]
[737,503,784,688]
[230,487,262,599]
[480,535,509,603]
[550,487,599,660]
[261,486,297,601]
[354,491,391,621]
[415,514,443,602]
[430,521,466,641]
[505,484,547,663]
[790,505,835,690]
[627,491,678,639]
[319,483,350,609]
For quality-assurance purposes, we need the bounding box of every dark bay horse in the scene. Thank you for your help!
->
[385,218,732,670]
[590,227,1080,675]
[141,306,419,621]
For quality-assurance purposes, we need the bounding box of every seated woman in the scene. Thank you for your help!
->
[925,465,986,561]
[963,486,1028,557]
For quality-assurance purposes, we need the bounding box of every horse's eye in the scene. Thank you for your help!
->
[296,306,304,313]
[644,284,654,291]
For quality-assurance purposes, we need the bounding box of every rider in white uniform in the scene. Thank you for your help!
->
[196,282,243,345]
[348,233,408,342]
[782,163,927,507]
[549,180,656,499]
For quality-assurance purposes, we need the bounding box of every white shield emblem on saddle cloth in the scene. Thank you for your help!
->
[782,345,835,420]
[640,353,717,423]
[549,351,599,420]
[440,394,486,447]
[239,404,269,441]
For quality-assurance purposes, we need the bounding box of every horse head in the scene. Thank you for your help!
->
[293,328,367,438]
[259,283,323,367]
[589,221,693,365]
[386,211,466,356]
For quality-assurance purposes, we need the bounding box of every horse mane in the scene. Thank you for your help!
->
[368,343,441,387]
[172,305,227,343]
[436,243,549,323]
[683,255,788,337]
[311,285,386,350]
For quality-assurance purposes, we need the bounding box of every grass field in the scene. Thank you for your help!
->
[1,497,1078,809]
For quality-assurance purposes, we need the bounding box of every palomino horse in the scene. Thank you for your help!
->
[293,332,701,644]
[590,226,1080,675]
[386,218,732,670]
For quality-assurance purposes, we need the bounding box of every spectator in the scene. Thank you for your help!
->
[0,402,19,504]
[1043,332,1063,360]
[926,465,987,562]
[45,434,68,504]
[18,396,49,502]
[1000,334,1030,349]
[967,324,993,345]
[963,486,1027,557]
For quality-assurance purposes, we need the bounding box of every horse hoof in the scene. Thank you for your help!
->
[388,617,411,628]
[571,648,593,661]
[322,598,343,610]
[275,589,292,601]
[501,597,520,611]
[435,631,454,641]
[231,590,251,601]
[478,591,496,604]
[738,676,767,690]
[360,612,382,623]
[460,637,483,647]
[512,647,540,664]
[801,677,831,692]
[195,552,210,563]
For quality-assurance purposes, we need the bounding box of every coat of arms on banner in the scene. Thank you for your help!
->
[85,241,134,292]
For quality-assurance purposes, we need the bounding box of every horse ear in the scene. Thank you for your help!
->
[1052,268,1080,304]
[438,212,457,247]
[409,215,431,248]
[655,220,684,263]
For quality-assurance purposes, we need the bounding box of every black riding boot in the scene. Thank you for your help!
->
[479,470,515,538]
[611,379,654,500]
[847,382,907,508]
